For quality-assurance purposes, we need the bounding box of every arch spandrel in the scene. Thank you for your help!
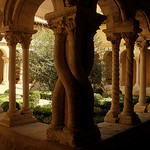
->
[136,10,150,39]
[97,0,122,28]
[0,0,56,30]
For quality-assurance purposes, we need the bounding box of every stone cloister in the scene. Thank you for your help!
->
[0,0,150,149]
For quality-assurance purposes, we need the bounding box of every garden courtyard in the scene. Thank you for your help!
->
[1,84,150,125]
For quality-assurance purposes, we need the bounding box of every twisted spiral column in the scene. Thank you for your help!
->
[118,32,141,125]
[104,33,121,123]
[46,9,106,146]
[134,40,149,112]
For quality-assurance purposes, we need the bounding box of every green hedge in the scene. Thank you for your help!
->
[39,91,52,100]
[29,91,40,108]
[1,101,20,112]
[33,105,52,124]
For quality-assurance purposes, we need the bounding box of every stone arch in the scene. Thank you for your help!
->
[120,50,136,86]
[0,0,55,29]
[97,0,122,28]
[103,51,112,85]
[0,48,7,84]
[136,9,150,33]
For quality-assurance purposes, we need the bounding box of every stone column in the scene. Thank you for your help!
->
[134,40,149,112]
[119,59,124,86]
[1,57,9,85]
[104,33,121,123]
[118,32,141,125]
[0,31,23,127]
[19,33,37,123]
[45,4,106,147]
[133,56,140,87]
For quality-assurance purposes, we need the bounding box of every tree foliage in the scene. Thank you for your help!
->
[29,25,58,91]
[89,31,102,92]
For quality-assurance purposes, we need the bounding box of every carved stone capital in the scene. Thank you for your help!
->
[121,32,139,48]
[19,33,32,50]
[49,18,66,34]
[2,57,9,63]
[136,40,150,53]
[107,33,121,45]
[65,16,76,33]
[5,31,20,46]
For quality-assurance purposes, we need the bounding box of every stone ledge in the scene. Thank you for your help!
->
[0,113,150,150]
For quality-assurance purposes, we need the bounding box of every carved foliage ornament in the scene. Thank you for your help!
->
[121,32,139,49]
[107,33,121,45]
[5,31,32,48]
[49,16,76,34]
[63,0,78,7]
[5,31,21,46]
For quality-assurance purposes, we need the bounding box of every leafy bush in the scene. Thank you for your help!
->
[0,94,9,105]
[4,89,9,94]
[94,93,103,106]
[39,91,52,100]
[33,105,52,124]
[29,91,40,108]
[33,105,52,116]
[1,101,20,112]
[94,88,103,95]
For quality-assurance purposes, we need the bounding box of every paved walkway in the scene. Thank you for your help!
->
[38,99,52,106]
[0,84,23,94]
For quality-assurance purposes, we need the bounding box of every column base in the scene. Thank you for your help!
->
[146,104,150,112]
[104,110,120,123]
[118,111,141,125]
[47,125,101,148]
[0,110,24,127]
[20,107,37,123]
[0,109,37,127]
[134,102,148,113]
[1,81,8,85]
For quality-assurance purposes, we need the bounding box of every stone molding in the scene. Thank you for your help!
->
[45,6,76,23]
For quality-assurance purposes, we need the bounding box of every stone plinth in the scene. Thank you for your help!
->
[118,111,141,125]
[134,103,148,113]
[0,110,37,127]
[47,126,100,148]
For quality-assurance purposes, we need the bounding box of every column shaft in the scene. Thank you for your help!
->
[8,42,17,112]
[139,49,146,102]
[118,32,141,125]
[135,40,149,112]
[23,45,29,108]
[20,33,37,122]
[104,33,121,123]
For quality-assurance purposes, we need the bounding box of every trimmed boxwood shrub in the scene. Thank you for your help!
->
[4,89,9,94]
[1,101,20,112]
[33,105,52,124]
[39,91,52,100]
[29,91,40,108]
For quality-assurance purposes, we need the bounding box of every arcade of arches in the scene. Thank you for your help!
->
[0,0,150,150]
